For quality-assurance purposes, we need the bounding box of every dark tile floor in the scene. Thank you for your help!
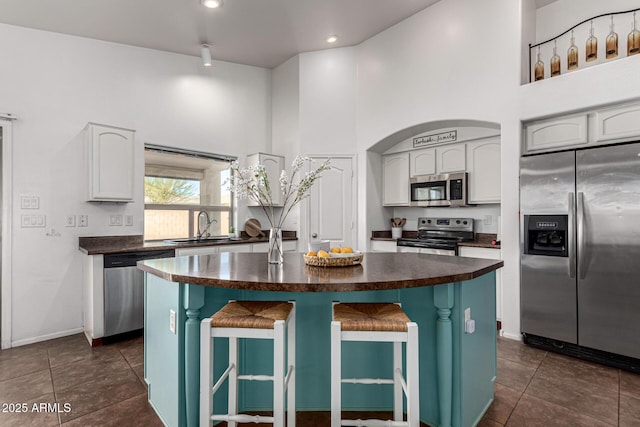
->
[1,334,639,426]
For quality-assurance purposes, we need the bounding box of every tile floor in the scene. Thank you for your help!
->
[1,333,639,426]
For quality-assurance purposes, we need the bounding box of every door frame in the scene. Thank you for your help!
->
[1,118,14,349]
[302,154,357,253]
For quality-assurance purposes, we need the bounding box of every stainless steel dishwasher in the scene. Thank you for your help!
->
[103,249,175,337]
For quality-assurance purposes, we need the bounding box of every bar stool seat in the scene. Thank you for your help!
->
[200,300,296,427]
[331,302,419,427]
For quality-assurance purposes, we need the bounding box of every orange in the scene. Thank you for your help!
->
[330,247,341,253]
[306,251,317,257]
[341,246,353,254]
[317,250,330,258]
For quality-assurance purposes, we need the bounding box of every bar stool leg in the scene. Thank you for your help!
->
[393,340,403,422]
[273,320,285,427]
[287,303,296,427]
[228,336,238,427]
[200,319,213,427]
[407,323,420,427]
[330,321,341,427]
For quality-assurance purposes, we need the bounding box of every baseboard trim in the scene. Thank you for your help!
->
[500,331,522,341]
[10,327,84,348]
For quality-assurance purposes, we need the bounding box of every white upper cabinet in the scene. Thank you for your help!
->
[466,137,501,204]
[383,152,410,206]
[409,148,436,176]
[86,123,135,202]
[246,153,285,206]
[524,114,588,153]
[595,102,640,143]
[436,145,466,173]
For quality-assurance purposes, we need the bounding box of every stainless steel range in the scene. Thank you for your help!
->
[396,217,474,255]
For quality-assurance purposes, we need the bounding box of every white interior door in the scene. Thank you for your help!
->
[308,157,355,250]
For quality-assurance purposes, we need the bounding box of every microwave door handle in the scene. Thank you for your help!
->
[568,192,576,278]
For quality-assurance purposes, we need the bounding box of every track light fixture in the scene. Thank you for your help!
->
[201,0,223,8]
[201,44,212,67]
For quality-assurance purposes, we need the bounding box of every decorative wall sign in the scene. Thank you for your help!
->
[413,130,457,148]
[529,8,640,83]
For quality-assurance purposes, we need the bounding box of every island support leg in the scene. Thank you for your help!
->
[184,284,205,427]
[434,284,454,427]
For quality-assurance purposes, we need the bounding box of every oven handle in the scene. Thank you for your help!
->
[568,192,576,278]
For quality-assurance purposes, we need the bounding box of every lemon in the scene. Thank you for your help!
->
[341,246,353,254]
[330,247,341,254]
[317,250,330,258]
[306,251,317,257]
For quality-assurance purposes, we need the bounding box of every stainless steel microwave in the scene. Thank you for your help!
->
[409,172,469,207]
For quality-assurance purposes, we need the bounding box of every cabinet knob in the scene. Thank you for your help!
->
[311,233,318,238]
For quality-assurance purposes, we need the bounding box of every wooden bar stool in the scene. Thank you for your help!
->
[331,302,419,427]
[200,300,296,427]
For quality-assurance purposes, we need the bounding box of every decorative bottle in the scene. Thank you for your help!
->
[629,12,640,56]
[534,46,545,81]
[606,16,618,59]
[586,20,598,62]
[567,30,579,70]
[550,40,561,77]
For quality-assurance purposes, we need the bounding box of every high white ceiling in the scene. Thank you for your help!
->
[0,0,445,69]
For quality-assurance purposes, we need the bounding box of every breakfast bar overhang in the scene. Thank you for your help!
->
[138,252,503,427]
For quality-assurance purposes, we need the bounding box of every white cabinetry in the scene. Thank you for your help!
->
[458,246,502,322]
[252,240,297,253]
[246,153,285,206]
[466,137,501,204]
[383,152,410,206]
[436,145,466,173]
[86,123,135,202]
[370,240,397,252]
[595,102,640,143]
[409,149,436,177]
[524,114,588,153]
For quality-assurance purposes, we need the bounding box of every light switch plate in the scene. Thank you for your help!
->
[125,215,133,226]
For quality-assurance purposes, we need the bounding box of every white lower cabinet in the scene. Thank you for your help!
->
[175,241,297,256]
[458,246,502,322]
[370,240,398,252]
[252,240,297,253]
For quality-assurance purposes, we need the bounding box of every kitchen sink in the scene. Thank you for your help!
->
[163,237,231,245]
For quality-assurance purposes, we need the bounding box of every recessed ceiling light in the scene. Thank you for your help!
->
[201,0,223,8]
[326,35,339,44]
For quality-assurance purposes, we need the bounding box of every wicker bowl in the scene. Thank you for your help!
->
[303,251,363,267]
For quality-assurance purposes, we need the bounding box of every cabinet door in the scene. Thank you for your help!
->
[458,247,502,321]
[436,145,466,173]
[595,102,640,143]
[466,138,501,204]
[175,246,218,256]
[524,114,588,153]
[86,123,135,202]
[409,148,436,177]
[383,152,409,206]
[246,153,285,206]
[370,240,398,253]
[218,244,252,253]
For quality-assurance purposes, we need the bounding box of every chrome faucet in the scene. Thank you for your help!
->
[196,210,217,240]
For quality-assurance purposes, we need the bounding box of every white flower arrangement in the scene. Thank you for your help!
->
[227,155,331,230]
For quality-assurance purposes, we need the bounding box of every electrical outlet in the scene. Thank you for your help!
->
[464,307,471,323]
[78,215,88,227]
[169,310,176,334]
[483,215,492,225]
[65,215,76,227]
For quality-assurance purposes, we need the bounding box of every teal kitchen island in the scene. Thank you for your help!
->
[138,252,503,427]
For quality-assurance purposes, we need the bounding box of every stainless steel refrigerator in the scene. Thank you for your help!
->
[520,142,640,362]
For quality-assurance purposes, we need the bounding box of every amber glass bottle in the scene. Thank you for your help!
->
[534,46,545,81]
[550,41,561,77]
[586,20,598,62]
[606,16,619,59]
[629,12,640,56]
[568,30,579,70]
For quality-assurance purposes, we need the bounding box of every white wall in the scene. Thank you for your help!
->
[0,24,272,345]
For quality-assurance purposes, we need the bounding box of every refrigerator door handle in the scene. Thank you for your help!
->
[577,191,586,279]
[568,192,576,278]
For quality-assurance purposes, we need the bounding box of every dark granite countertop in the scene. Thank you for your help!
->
[370,231,500,249]
[138,252,503,292]
[79,233,297,255]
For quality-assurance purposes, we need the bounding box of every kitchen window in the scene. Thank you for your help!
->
[144,145,235,241]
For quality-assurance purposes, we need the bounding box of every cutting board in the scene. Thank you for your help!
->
[244,218,264,238]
